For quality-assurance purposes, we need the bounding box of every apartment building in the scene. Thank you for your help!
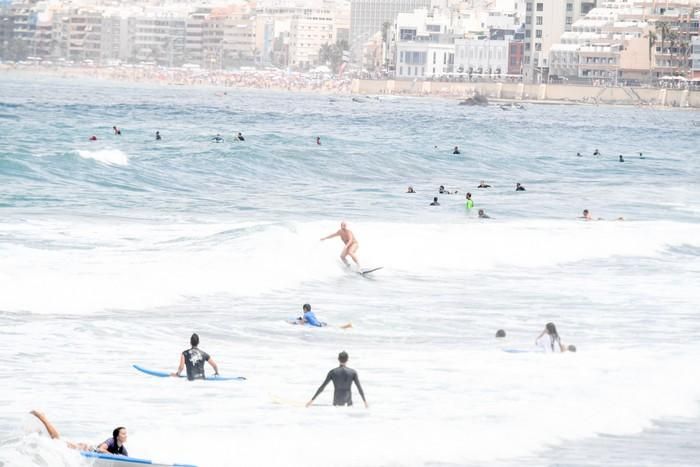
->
[523,0,596,81]
[454,38,510,75]
[350,0,431,62]
[288,4,334,69]
[693,35,700,78]
[131,11,187,65]
[394,8,454,79]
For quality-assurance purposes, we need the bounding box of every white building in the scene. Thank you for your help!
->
[394,8,454,78]
[454,38,509,75]
[523,0,595,82]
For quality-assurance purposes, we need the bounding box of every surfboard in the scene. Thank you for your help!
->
[359,266,383,276]
[80,450,196,467]
[132,364,246,381]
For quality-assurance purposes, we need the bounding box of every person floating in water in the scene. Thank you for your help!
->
[113,126,121,135]
[593,149,601,156]
[30,410,128,455]
[321,221,359,268]
[293,304,352,329]
[619,154,624,162]
[639,152,644,159]
[171,333,219,381]
[576,152,582,157]
[495,329,506,338]
[236,132,245,141]
[89,135,97,141]
[465,192,474,209]
[515,183,526,191]
[535,322,568,353]
[430,197,440,206]
[155,131,161,141]
[407,186,415,193]
[580,209,593,220]
[306,351,367,408]
[477,181,491,188]
[439,185,456,195]
[478,209,490,218]
[316,136,321,145]
[212,134,223,143]
[453,146,461,154]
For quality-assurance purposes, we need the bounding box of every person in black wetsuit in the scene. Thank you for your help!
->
[171,333,219,380]
[306,351,368,408]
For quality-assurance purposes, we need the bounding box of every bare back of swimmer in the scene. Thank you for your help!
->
[321,221,360,267]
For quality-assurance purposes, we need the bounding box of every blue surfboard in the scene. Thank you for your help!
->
[80,450,196,466]
[133,364,245,381]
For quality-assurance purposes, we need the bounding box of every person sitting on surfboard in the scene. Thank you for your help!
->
[171,333,219,381]
[306,351,368,408]
[321,221,359,268]
[29,410,129,456]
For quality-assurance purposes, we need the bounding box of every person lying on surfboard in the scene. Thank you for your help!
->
[320,221,359,268]
[291,304,352,329]
[171,333,219,381]
[30,410,129,456]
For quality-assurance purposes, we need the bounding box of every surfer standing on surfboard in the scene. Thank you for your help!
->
[321,221,359,268]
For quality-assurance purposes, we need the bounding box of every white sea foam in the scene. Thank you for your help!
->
[76,149,128,166]
[0,219,697,315]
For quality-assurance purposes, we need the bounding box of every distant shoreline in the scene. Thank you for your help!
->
[3,64,699,110]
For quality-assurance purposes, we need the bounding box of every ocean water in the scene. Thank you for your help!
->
[0,74,699,467]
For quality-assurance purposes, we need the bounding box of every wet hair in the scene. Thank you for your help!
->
[338,351,349,363]
[495,329,506,338]
[567,345,577,352]
[478,209,485,215]
[113,427,126,439]
[583,209,589,215]
[433,197,438,202]
[303,304,311,312]
[545,323,560,351]
[190,333,199,347]
[466,192,472,198]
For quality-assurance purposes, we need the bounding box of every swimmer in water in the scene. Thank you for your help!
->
[453,146,461,154]
[236,132,245,141]
[478,209,490,218]
[430,197,440,206]
[515,183,526,191]
[316,136,321,145]
[407,186,415,193]
[535,322,567,353]
[593,149,601,156]
[639,152,644,159]
[89,135,97,141]
[477,181,491,188]
[580,209,593,220]
[306,351,367,408]
[465,192,474,209]
[212,134,223,142]
[113,126,121,135]
[619,154,624,162]
[576,152,582,157]
[321,221,360,268]
[155,131,161,141]
[30,411,129,456]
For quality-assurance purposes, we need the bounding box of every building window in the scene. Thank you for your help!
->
[399,66,403,75]
[526,3,532,11]
[408,66,411,76]
[536,3,543,12]
[433,51,436,64]
[525,43,530,51]
[535,43,541,51]
[536,16,542,25]
[566,16,572,25]
[536,29,542,38]
[525,30,531,38]
[566,3,573,11]
[525,16,531,24]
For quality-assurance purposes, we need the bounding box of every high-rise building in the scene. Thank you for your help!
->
[350,0,431,61]
[523,0,595,82]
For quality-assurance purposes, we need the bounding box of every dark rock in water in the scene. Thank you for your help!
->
[459,94,488,106]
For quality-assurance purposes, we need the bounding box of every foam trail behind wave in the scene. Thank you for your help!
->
[76,149,128,166]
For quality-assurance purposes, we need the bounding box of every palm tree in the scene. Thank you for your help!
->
[648,30,657,83]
